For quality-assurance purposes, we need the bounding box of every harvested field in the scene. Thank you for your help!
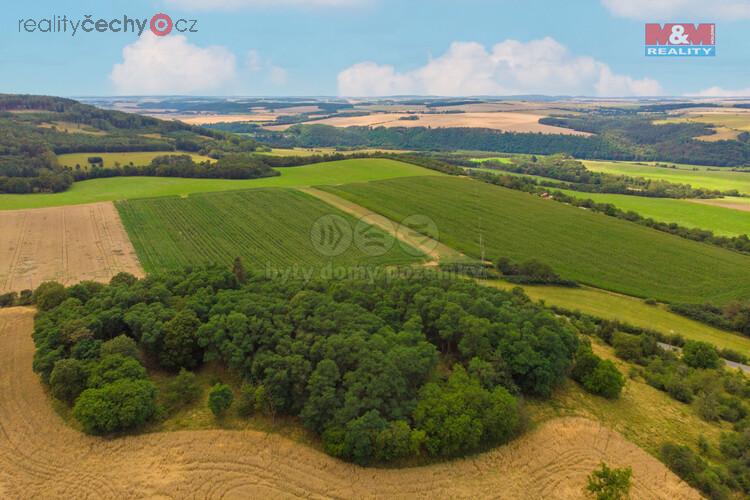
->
[690,197,750,213]
[268,112,590,135]
[0,202,142,292]
[0,307,698,499]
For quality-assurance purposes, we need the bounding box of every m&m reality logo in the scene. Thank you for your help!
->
[645,23,716,57]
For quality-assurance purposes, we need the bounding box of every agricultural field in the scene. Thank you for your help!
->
[691,196,750,213]
[0,159,441,210]
[488,281,750,356]
[582,160,750,194]
[56,151,215,168]
[555,189,750,236]
[0,307,699,499]
[322,176,750,304]
[116,188,424,273]
[0,202,142,293]
[260,147,411,156]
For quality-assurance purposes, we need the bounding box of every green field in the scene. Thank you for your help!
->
[117,188,424,273]
[583,160,750,194]
[555,189,750,236]
[487,281,750,356]
[322,176,750,304]
[56,151,216,168]
[0,159,441,210]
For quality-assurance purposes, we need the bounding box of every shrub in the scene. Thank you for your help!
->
[100,335,140,360]
[586,462,632,500]
[583,360,625,399]
[683,341,721,369]
[87,355,147,388]
[612,332,643,362]
[0,291,17,307]
[161,368,202,412]
[208,383,233,417]
[237,383,257,417]
[49,358,88,404]
[73,379,157,434]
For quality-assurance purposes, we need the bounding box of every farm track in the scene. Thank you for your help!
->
[0,202,143,293]
[0,307,699,499]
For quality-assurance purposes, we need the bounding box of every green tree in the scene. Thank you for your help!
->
[586,462,632,500]
[33,281,67,311]
[100,335,140,360]
[88,355,147,388]
[583,360,625,399]
[161,368,202,412]
[682,341,721,369]
[160,309,202,370]
[49,358,88,404]
[300,359,341,433]
[232,256,248,284]
[73,379,157,434]
[208,383,234,417]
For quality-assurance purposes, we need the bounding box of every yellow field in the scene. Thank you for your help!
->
[56,151,215,168]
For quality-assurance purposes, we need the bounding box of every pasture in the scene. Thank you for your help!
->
[322,176,750,304]
[555,189,750,236]
[583,160,750,194]
[116,188,424,273]
[56,151,215,168]
[0,158,441,210]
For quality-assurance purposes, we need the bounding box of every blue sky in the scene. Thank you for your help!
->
[2,0,750,97]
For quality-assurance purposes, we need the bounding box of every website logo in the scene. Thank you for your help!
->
[17,14,198,37]
[645,23,715,57]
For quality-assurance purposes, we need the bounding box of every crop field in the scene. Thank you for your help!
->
[0,307,698,499]
[691,196,750,213]
[583,160,750,194]
[56,151,215,168]
[322,176,750,303]
[0,159,441,210]
[487,281,750,355]
[117,188,424,273]
[555,189,750,236]
[0,202,143,292]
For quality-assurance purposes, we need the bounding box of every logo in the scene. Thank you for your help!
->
[17,14,198,37]
[645,23,716,57]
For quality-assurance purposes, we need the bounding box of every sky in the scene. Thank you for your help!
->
[2,0,750,97]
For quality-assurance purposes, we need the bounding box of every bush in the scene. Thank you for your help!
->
[72,379,157,434]
[0,291,17,307]
[611,332,643,362]
[208,383,233,417]
[87,355,147,388]
[49,358,88,404]
[237,383,257,417]
[33,281,67,311]
[586,462,632,500]
[161,368,202,412]
[583,360,625,399]
[100,335,140,360]
[683,341,721,369]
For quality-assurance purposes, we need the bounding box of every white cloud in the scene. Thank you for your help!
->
[601,0,750,20]
[338,38,662,97]
[244,50,288,87]
[689,86,750,97]
[109,33,237,94]
[164,0,365,9]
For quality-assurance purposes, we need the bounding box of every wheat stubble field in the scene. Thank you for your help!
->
[0,306,698,499]
[0,202,143,292]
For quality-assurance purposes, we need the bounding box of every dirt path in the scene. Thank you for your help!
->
[0,202,143,293]
[299,187,465,264]
[0,307,698,499]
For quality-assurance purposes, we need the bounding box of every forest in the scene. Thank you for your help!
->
[29,266,626,465]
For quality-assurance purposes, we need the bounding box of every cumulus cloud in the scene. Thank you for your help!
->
[109,33,237,94]
[245,49,288,86]
[338,38,662,97]
[601,0,750,20]
[689,86,750,97]
[164,0,365,9]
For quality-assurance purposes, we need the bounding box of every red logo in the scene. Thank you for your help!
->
[645,24,715,45]
[150,13,173,36]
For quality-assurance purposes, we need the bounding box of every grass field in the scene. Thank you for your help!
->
[0,159,441,210]
[487,281,750,355]
[322,176,750,304]
[261,147,410,156]
[555,189,750,236]
[117,188,424,273]
[56,151,215,168]
[583,160,750,194]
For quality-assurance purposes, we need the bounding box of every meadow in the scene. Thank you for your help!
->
[582,160,750,194]
[0,158,441,210]
[322,176,750,304]
[116,188,424,273]
[555,189,750,236]
[56,151,215,168]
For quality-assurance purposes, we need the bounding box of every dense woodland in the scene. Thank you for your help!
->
[0,95,258,193]
[29,266,630,464]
